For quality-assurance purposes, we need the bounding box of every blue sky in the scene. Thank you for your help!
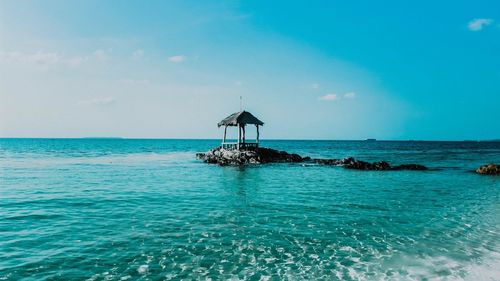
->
[0,0,499,140]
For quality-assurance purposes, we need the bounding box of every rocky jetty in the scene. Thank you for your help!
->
[475,164,499,175]
[197,147,428,171]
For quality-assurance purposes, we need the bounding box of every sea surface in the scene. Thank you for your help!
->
[0,139,499,281]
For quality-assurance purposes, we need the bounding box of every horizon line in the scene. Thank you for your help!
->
[0,137,499,142]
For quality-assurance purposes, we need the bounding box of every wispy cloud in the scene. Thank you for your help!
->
[468,18,494,31]
[78,97,116,106]
[168,55,186,63]
[0,50,88,68]
[319,92,356,102]
[1,49,108,66]
[311,83,320,90]
[66,56,88,67]
[0,51,60,65]
[344,92,356,99]
[318,93,339,101]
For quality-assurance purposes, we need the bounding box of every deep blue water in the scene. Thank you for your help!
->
[0,139,499,280]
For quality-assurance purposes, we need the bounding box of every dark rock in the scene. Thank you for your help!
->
[196,146,307,166]
[475,164,499,175]
[344,160,428,171]
[314,157,427,171]
[313,158,338,165]
[372,161,391,170]
[313,157,359,166]
[339,157,356,166]
[344,160,381,170]
[392,164,428,171]
[197,146,429,171]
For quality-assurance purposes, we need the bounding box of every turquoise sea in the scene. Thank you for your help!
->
[0,139,499,280]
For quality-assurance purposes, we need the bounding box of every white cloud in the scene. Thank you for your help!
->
[78,97,116,106]
[319,92,356,101]
[311,83,320,89]
[234,81,243,86]
[132,49,144,60]
[0,51,18,62]
[168,55,186,63]
[66,56,88,67]
[29,51,61,65]
[468,18,494,31]
[0,50,88,68]
[344,92,356,99]
[318,93,339,101]
[0,51,60,65]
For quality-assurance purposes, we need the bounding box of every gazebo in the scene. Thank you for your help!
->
[218,111,264,150]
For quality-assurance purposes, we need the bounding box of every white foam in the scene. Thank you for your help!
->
[464,250,500,281]
[137,264,149,274]
[382,250,500,281]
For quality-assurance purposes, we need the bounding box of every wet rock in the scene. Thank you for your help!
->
[313,157,354,166]
[197,146,428,171]
[339,157,356,166]
[314,158,340,165]
[196,146,307,166]
[343,160,429,171]
[475,164,499,175]
[344,160,391,170]
[392,164,428,171]
[313,157,427,171]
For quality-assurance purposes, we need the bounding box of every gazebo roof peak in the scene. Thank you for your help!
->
[218,111,264,127]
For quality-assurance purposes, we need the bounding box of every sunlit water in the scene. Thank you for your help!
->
[0,139,499,280]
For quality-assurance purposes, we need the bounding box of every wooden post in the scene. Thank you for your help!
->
[237,124,241,150]
[256,125,259,146]
[222,125,227,145]
[242,125,246,145]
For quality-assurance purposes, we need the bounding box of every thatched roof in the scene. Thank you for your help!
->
[218,111,264,127]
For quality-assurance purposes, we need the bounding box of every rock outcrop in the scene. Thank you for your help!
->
[313,157,427,171]
[197,147,428,171]
[196,147,307,166]
[475,164,499,175]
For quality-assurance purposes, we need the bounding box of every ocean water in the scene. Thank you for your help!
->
[0,139,499,281]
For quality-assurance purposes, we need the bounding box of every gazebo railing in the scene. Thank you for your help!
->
[240,143,258,149]
[221,142,238,150]
[221,142,259,150]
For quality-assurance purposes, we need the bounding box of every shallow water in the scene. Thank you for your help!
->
[0,139,499,280]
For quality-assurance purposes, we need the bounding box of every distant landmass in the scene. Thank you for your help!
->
[82,137,123,139]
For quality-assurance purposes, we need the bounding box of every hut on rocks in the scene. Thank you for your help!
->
[218,111,264,150]
[197,110,429,169]
[197,110,309,165]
